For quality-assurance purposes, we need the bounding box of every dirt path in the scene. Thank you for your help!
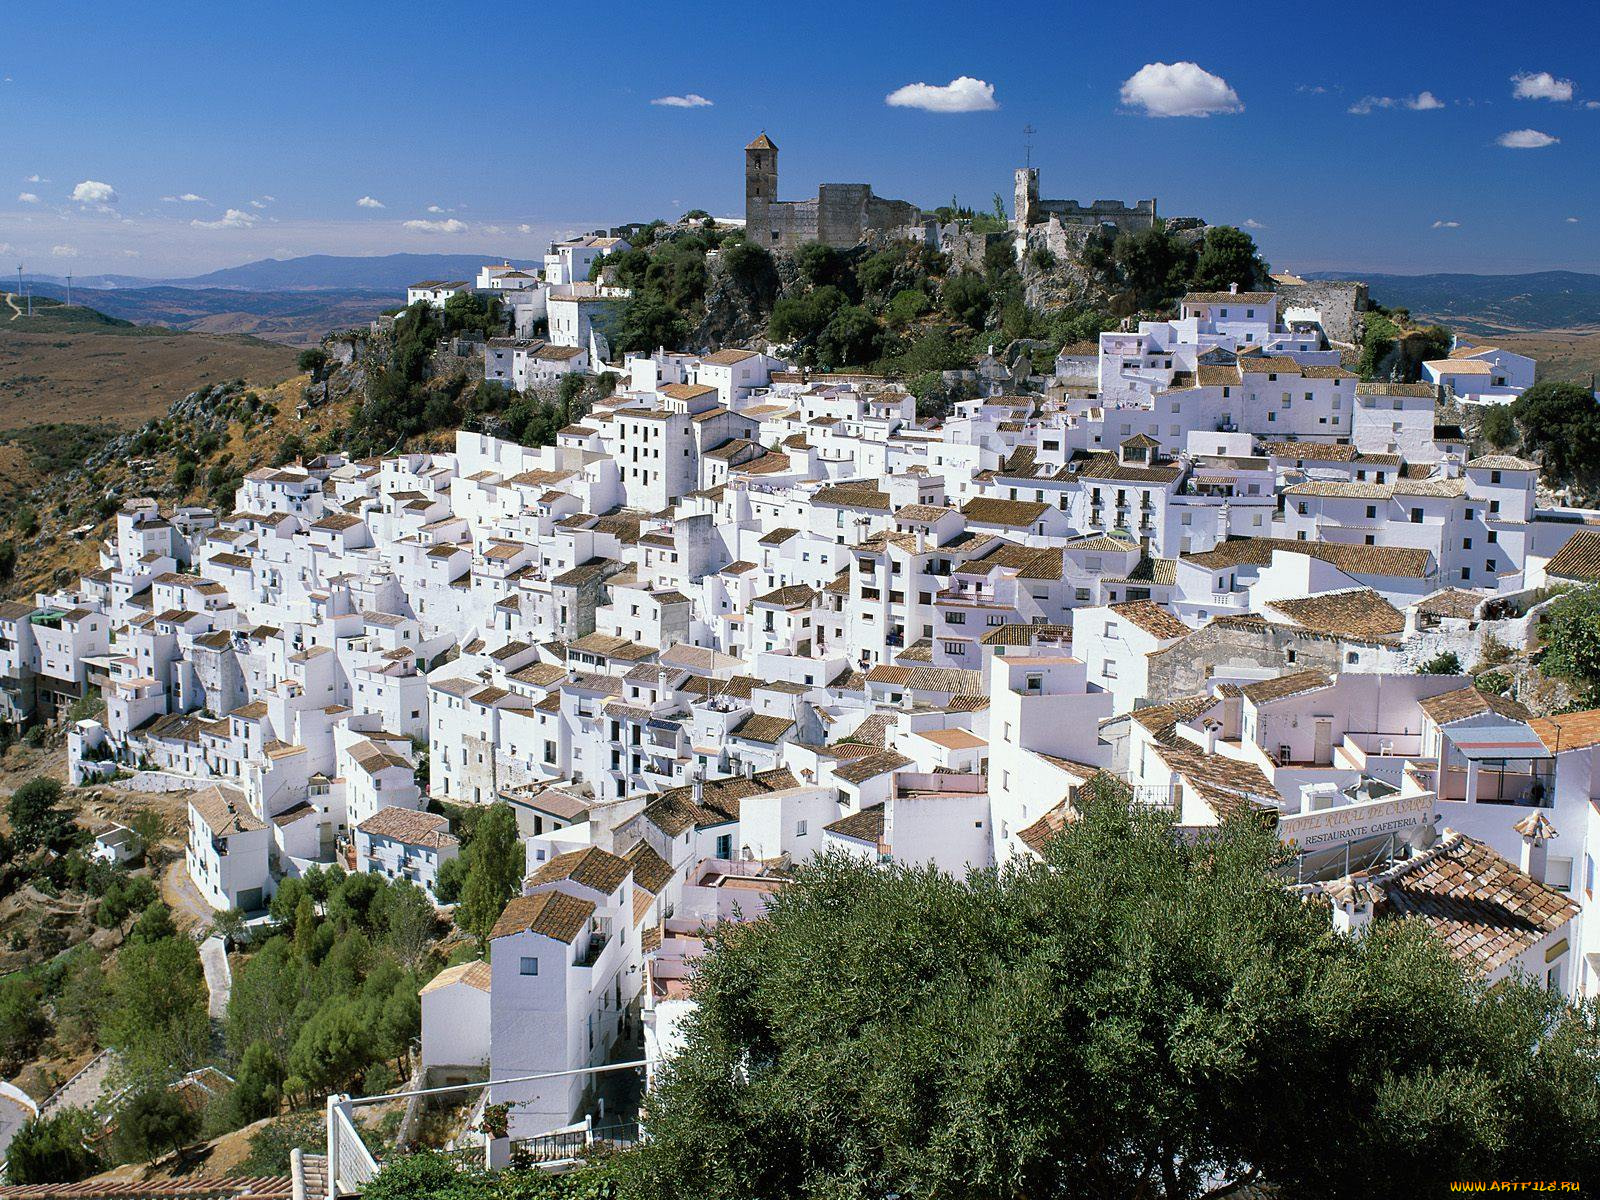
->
[2,293,20,322]
[162,858,215,935]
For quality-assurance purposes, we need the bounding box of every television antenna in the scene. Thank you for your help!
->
[1023,124,1036,168]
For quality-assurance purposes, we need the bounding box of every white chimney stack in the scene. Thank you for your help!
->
[1514,811,1558,885]
[1328,874,1377,937]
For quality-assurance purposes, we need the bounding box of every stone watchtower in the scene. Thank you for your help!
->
[1014,166,1039,228]
[745,132,777,239]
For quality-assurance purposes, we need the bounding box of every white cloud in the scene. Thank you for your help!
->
[1512,71,1574,102]
[71,179,118,205]
[1243,218,1267,229]
[1120,62,1240,117]
[650,93,713,108]
[51,244,79,257]
[249,195,275,209]
[16,192,39,204]
[1568,216,1581,223]
[885,75,998,113]
[403,218,468,234]
[1297,84,1329,95]
[24,174,43,183]
[1350,91,1444,115]
[1587,100,1600,110]
[517,224,537,235]
[1431,219,1461,229]
[191,208,259,230]
[121,249,141,257]
[1498,128,1559,148]
[426,205,446,214]
[356,195,385,209]
[161,192,208,203]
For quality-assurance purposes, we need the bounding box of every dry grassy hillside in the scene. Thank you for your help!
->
[0,297,297,429]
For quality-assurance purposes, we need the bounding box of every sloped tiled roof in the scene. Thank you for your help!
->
[1267,589,1405,640]
[1109,599,1189,641]
[529,846,632,895]
[1371,830,1575,977]
[489,891,595,944]
[1418,687,1530,726]
[824,805,885,843]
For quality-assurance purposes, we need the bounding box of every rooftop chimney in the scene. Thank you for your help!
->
[1514,810,1558,885]
[1229,282,1239,295]
[1328,874,1377,936]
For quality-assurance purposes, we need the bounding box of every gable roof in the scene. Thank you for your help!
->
[1369,830,1575,977]
[489,891,595,944]
[1108,599,1189,641]
[1267,589,1405,640]
[528,846,632,895]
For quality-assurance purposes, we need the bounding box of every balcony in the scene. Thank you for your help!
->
[576,932,608,968]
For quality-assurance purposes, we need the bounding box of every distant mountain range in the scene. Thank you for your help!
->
[1307,270,1600,333]
[24,252,541,293]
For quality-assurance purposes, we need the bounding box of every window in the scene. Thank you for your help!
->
[1365,505,1377,519]
[1491,470,1502,484]
[1410,508,1423,523]
[1103,659,1118,679]
[943,641,967,655]
[520,957,539,976]
[947,611,966,625]
[795,820,808,838]
[1549,856,1575,893]
[715,834,732,859]
[1346,651,1359,665]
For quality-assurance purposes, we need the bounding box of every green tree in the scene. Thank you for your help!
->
[884,288,931,329]
[0,975,48,1071]
[7,776,71,852]
[112,1087,200,1165]
[107,934,209,1073]
[457,803,522,946]
[435,854,467,905]
[297,348,330,378]
[768,286,847,348]
[1189,225,1268,292]
[288,997,371,1095]
[127,900,178,945]
[1539,588,1600,697]
[1418,651,1463,674]
[1513,381,1600,483]
[225,936,301,1062]
[231,1039,287,1124]
[816,305,881,369]
[1481,404,1517,449]
[0,540,18,581]
[614,296,690,356]
[5,1109,103,1185]
[940,272,991,329]
[385,882,440,970]
[635,788,1600,1200]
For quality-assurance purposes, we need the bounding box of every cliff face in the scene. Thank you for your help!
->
[691,251,799,351]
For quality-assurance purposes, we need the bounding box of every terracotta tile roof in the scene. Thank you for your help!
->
[1418,687,1530,726]
[358,806,456,848]
[489,890,595,944]
[1017,797,1078,854]
[624,840,674,894]
[1545,528,1600,583]
[643,768,799,836]
[1267,589,1405,639]
[812,484,891,511]
[1128,694,1219,743]
[731,714,796,744]
[1109,599,1189,640]
[753,584,816,609]
[1369,830,1575,977]
[1240,670,1334,705]
[1530,709,1600,754]
[189,785,263,835]
[834,749,912,785]
[960,497,1050,528]
[529,846,632,895]
[701,347,761,365]
[824,805,885,843]
[1183,536,1431,579]
[1261,441,1361,462]
[1465,454,1537,471]
[1415,588,1486,621]
[1154,743,1280,820]
[420,959,492,995]
[0,1178,294,1198]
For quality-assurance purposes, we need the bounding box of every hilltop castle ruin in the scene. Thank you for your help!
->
[1013,167,1157,235]
[744,133,923,251]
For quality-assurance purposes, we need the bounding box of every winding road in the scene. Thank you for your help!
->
[2,292,20,321]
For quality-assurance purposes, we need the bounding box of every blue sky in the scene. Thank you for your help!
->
[1,0,1596,278]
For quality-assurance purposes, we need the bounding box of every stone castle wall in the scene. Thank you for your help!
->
[1275,280,1370,346]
